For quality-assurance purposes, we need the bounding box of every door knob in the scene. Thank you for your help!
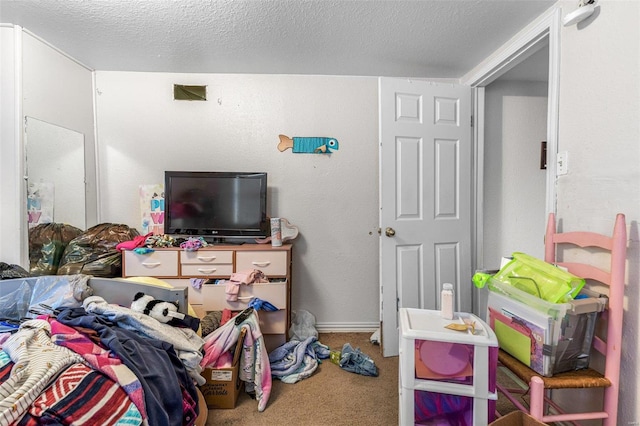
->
[385,227,396,237]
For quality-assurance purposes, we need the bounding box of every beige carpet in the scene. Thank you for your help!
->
[205,332,521,425]
[206,332,397,425]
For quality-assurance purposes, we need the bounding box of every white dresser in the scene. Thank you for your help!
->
[122,243,292,351]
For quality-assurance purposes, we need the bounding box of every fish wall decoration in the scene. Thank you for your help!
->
[278,135,339,154]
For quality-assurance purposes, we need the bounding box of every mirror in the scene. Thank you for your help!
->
[25,116,86,230]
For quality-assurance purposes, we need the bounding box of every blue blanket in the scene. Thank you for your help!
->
[269,336,330,383]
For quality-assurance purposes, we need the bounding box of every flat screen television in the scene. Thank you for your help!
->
[164,171,268,240]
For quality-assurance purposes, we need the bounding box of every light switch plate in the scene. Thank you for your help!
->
[557,151,568,175]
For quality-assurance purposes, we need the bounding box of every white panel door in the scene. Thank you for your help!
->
[379,78,472,357]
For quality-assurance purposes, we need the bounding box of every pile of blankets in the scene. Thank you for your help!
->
[269,336,330,384]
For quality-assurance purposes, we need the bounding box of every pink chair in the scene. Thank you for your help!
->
[496,213,627,425]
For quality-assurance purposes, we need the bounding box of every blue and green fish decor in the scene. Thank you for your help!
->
[278,135,339,154]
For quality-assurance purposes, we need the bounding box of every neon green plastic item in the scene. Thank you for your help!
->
[473,272,491,288]
[492,252,585,303]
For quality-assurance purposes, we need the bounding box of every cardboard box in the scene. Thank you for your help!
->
[489,411,548,425]
[199,329,246,409]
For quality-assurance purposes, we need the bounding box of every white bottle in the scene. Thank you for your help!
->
[441,283,454,320]
[270,217,282,247]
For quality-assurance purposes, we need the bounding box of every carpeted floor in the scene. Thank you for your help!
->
[205,332,522,425]
[206,332,396,425]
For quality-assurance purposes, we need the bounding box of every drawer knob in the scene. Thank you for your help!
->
[252,261,271,268]
[198,268,217,274]
[198,256,216,262]
[141,262,161,268]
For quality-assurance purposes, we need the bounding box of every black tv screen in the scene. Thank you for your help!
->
[164,171,268,239]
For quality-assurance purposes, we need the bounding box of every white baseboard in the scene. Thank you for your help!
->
[315,322,379,333]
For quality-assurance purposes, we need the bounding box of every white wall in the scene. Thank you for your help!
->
[0,26,95,268]
[22,32,97,229]
[94,72,381,330]
[483,80,548,267]
[0,26,22,265]
[553,1,640,422]
[466,2,638,421]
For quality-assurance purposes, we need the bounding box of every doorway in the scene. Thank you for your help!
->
[476,46,550,318]
[483,45,550,269]
[466,7,560,317]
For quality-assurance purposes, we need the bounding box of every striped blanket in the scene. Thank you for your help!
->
[0,319,144,425]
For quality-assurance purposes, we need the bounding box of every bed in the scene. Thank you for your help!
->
[0,275,208,426]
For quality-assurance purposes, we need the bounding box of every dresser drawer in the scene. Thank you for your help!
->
[180,250,233,265]
[180,250,233,277]
[201,281,287,311]
[235,251,288,276]
[257,310,287,334]
[181,263,234,277]
[123,250,179,277]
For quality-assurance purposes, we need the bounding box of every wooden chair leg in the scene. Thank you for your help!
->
[603,386,617,426]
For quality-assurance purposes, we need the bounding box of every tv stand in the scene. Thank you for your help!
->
[121,243,292,352]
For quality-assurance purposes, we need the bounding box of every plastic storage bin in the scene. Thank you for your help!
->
[399,308,499,426]
[487,278,606,376]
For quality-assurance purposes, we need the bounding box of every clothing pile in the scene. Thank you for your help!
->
[200,309,272,412]
[224,269,269,302]
[338,343,379,377]
[269,336,330,384]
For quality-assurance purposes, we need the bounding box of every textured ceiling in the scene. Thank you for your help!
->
[0,0,556,78]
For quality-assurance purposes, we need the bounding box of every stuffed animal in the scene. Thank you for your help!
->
[131,292,180,323]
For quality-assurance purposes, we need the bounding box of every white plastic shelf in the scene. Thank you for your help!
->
[398,308,499,426]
